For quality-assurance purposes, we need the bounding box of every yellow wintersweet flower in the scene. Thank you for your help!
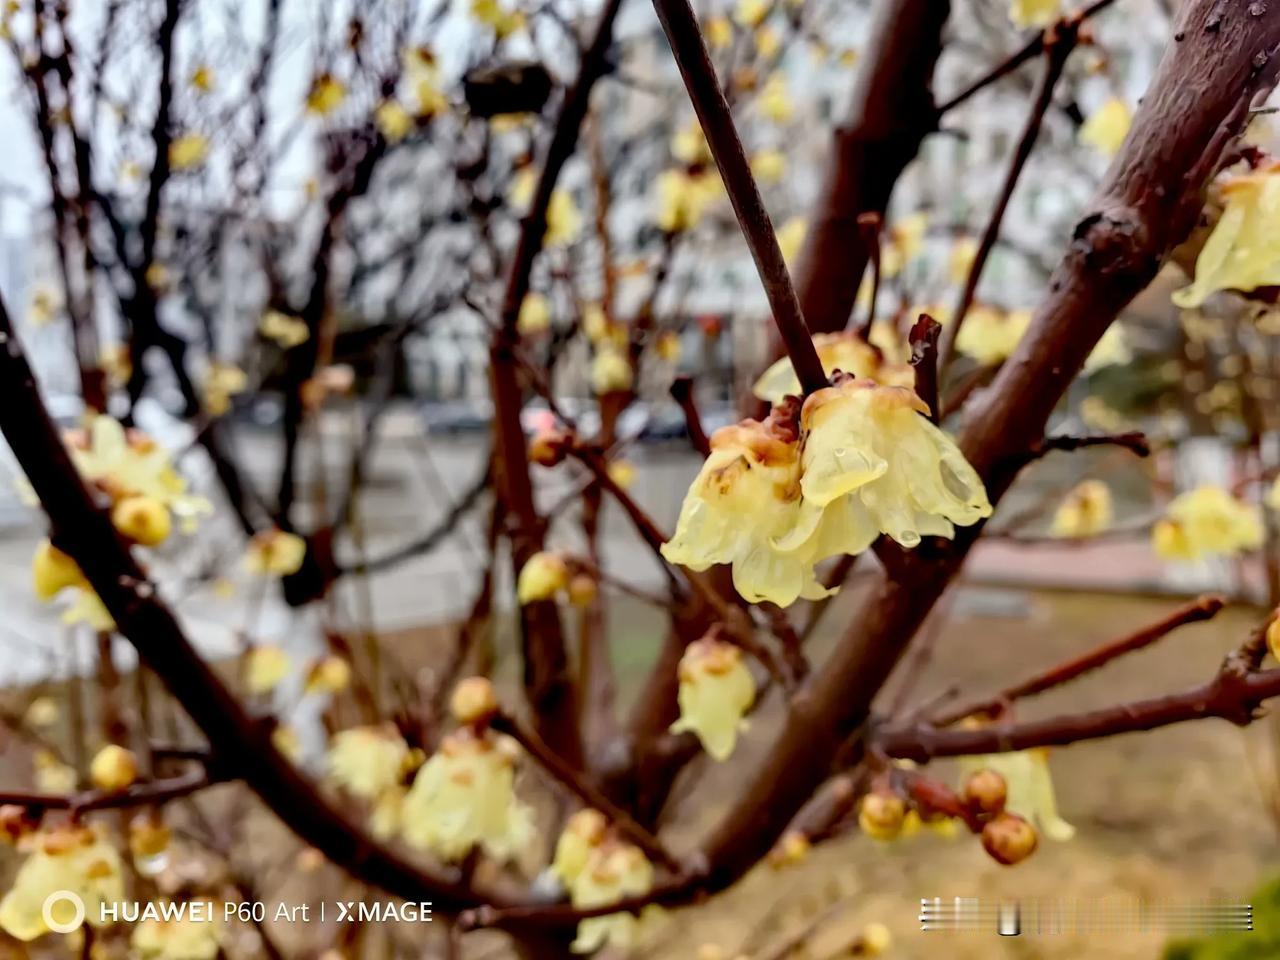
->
[89,744,138,793]
[655,330,682,363]
[568,842,656,954]
[1079,97,1131,156]
[243,528,307,576]
[755,25,781,58]
[100,342,132,387]
[112,494,172,546]
[202,361,247,416]
[607,460,637,489]
[272,725,301,761]
[661,412,835,607]
[306,656,352,695]
[1173,164,1280,308]
[517,551,570,604]
[0,826,125,940]
[32,540,85,600]
[758,73,792,123]
[260,309,309,348]
[306,73,346,116]
[671,121,711,165]
[1153,486,1263,561]
[189,64,214,93]
[517,292,551,335]
[656,169,714,233]
[375,100,414,143]
[245,646,290,695]
[34,749,77,793]
[591,347,634,395]
[131,902,221,960]
[750,149,786,184]
[880,211,929,278]
[168,133,209,170]
[1009,0,1061,28]
[1083,323,1131,372]
[63,588,116,632]
[26,285,60,326]
[402,729,533,861]
[551,808,608,888]
[328,725,410,799]
[1051,480,1113,539]
[948,236,979,285]
[777,378,992,559]
[24,697,59,729]
[753,331,913,404]
[471,0,525,37]
[546,189,582,246]
[670,637,755,761]
[955,306,1030,365]
[776,216,806,265]
[583,304,627,348]
[734,0,769,28]
[706,15,733,49]
[960,748,1075,841]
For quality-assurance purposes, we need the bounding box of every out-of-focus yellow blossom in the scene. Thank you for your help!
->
[545,189,582,246]
[776,216,807,265]
[34,749,77,793]
[375,100,414,143]
[582,303,620,345]
[670,637,755,760]
[243,528,307,576]
[607,460,637,490]
[450,676,498,725]
[414,75,448,118]
[202,361,247,416]
[656,169,717,233]
[471,0,525,37]
[767,829,811,868]
[89,744,138,793]
[592,347,634,395]
[948,236,979,284]
[1083,324,1131,372]
[26,285,59,326]
[776,379,992,559]
[1153,486,1263,561]
[245,646,290,695]
[1174,164,1280,308]
[272,725,301,761]
[509,168,538,210]
[880,211,929,278]
[706,15,733,49]
[0,826,124,940]
[328,725,410,799]
[750,149,786,184]
[859,922,893,956]
[1079,97,1131,156]
[869,317,915,365]
[32,540,85,600]
[62,588,116,632]
[671,121,712,165]
[961,748,1074,841]
[190,64,214,93]
[169,133,208,170]
[734,0,769,27]
[551,808,608,888]
[306,656,352,695]
[956,306,1030,365]
[517,292,551,336]
[753,331,913,404]
[517,551,569,604]
[111,495,172,546]
[145,262,171,292]
[369,788,405,840]
[655,330,682,363]
[755,25,781,58]
[402,728,533,861]
[260,309,309,348]
[131,903,221,960]
[859,791,906,841]
[100,342,132,387]
[1051,480,1113,539]
[661,413,835,607]
[568,842,656,953]
[1009,0,1061,28]
[758,73,793,123]
[306,74,346,116]
[24,697,59,729]
[129,814,171,875]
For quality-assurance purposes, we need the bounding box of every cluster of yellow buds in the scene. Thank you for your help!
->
[1050,480,1114,539]
[401,678,533,862]
[752,331,913,404]
[0,824,125,940]
[669,637,756,761]
[516,551,599,608]
[1152,486,1263,561]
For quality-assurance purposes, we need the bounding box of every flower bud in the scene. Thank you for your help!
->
[32,540,85,600]
[528,429,570,467]
[89,744,138,793]
[450,677,498,725]
[129,814,171,858]
[516,551,569,605]
[981,812,1038,865]
[567,574,598,608]
[858,790,906,841]
[856,922,892,956]
[111,495,173,546]
[766,829,810,868]
[961,768,1008,820]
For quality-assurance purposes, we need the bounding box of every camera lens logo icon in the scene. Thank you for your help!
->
[41,891,85,934]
